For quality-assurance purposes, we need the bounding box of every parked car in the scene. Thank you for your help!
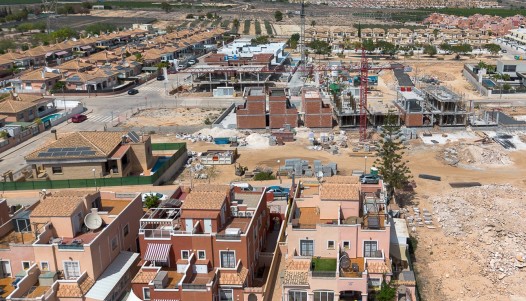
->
[178,63,188,69]
[231,182,255,191]
[360,174,380,184]
[142,192,168,203]
[71,114,87,123]
[127,88,139,95]
[157,75,165,81]
[266,186,290,198]
[502,49,507,53]
[188,59,196,65]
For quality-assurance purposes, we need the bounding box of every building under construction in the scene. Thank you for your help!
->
[395,85,470,127]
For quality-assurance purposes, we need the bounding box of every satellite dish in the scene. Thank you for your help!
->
[84,213,102,230]
[340,253,351,269]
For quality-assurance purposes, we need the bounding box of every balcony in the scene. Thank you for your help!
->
[310,257,336,278]
[181,271,215,291]
[140,208,181,239]
[340,257,365,278]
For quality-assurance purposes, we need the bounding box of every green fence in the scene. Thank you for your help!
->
[0,143,187,191]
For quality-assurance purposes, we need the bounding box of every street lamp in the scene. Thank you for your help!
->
[364,156,368,174]
[277,160,282,184]
[92,168,96,191]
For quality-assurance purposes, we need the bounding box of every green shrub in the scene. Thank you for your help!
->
[254,171,276,181]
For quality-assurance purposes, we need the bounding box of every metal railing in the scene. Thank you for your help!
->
[215,234,241,240]
[181,283,207,290]
[340,271,363,278]
[141,229,173,239]
[57,244,84,250]
[310,271,336,278]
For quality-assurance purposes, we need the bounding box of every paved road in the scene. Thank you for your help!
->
[495,38,526,58]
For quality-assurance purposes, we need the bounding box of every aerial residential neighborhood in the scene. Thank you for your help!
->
[0,1,525,301]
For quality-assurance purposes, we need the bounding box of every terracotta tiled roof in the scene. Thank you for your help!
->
[56,276,94,298]
[367,259,392,274]
[31,196,84,217]
[0,99,36,113]
[320,183,359,200]
[324,176,359,184]
[19,69,61,81]
[283,259,310,286]
[219,267,248,285]
[25,131,128,160]
[132,271,157,284]
[181,192,226,210]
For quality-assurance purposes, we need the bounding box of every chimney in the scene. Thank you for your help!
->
[121,135,127,144]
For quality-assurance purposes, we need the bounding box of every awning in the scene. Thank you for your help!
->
[144,243,171,262]
[55,51,68,56]
[80,46,92,50]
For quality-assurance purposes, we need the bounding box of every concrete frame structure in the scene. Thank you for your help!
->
[131,185,278,301]
[0,191,143,301]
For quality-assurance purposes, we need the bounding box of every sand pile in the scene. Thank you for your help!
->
[439,143,512,168]
[244,133,270,149]
[195,127,239,138]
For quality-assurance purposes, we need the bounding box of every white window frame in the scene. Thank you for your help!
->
[368,277,382,287]
[197,250,206,260]
[313,290,335,301]
[219,250,236,269]
[40,261,49,271]
[181,250,189,260]
[219,288,233,301]
[327,240,335,249]
[363,240,379,258]
[22,261,31,270]
[62,260,81,279]
[142,287,151,300]
[343,241,351,249]
[299,239,314,256]
[288,290,308,301]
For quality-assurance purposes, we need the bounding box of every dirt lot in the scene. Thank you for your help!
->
[153,129,526,301]
[120,107,221,127]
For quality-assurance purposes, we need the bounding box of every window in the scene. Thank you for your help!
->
[219,289,233,301]
[368,278,382,287]
[22,261,31,270]
[123,224,129,237]
[142,287,150,300]
[503,65,517,72]
[40,261,49,271]
[327,240,335,249]
[314,291,334,301]
[299,240,314,256]
[288,290,307,301]
[198,250,206,260]
[63,261,80,279]
[111,237,118,251]
[364,241,378,258]
[181,250,189,260]
[220,250,236,268]
[52,166,63,174]
[343,241,350,249]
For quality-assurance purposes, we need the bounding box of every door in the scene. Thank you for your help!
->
[0,260,11,277]
[185,218,193,233]
[204,219,212,233]
[63,261,80,279]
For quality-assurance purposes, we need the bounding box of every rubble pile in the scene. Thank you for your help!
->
[431,185,526,284]
[440,143,512,167]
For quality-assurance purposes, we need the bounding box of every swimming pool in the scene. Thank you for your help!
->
[151,156,169,174]
[41,113,63,123]
[482,79,496,88]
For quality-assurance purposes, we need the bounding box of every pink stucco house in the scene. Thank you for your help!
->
[280,177,395,301]
[0,190,143,301]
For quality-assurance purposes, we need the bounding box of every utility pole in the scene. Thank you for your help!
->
[300,0,306,78]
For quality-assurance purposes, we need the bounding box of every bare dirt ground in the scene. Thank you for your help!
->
[120,107,221,127]
[150,121,526,301]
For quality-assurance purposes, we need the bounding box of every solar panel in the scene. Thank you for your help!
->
[81,151,96,156]
[62,147,77,152]
[66,151,81,156]
[38,152,53,157]
[48,148,63,152]
[52,152,64,157]
[76,147,91,151]
[127,131,140,143]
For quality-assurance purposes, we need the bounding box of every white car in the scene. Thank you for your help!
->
[142,192,168,202]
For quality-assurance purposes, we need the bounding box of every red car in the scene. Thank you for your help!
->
[71,114,87,123]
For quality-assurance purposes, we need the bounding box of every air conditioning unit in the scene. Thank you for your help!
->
[232,211,238,217]
[231,206,238,213]
[238,211,246,217]
[246,211,253,217]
